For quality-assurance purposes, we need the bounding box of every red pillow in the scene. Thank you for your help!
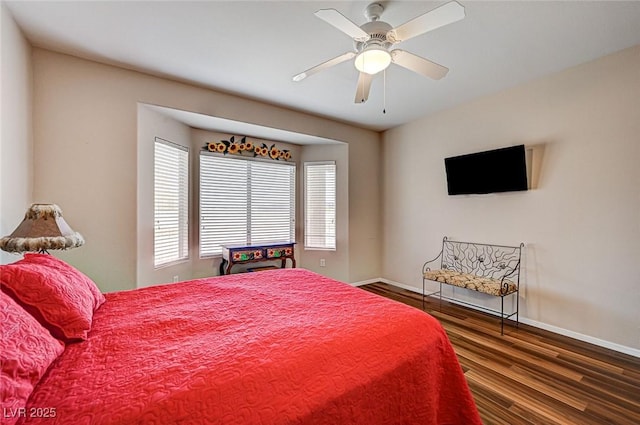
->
[0,292,65,425]
[0,255,104,342]
[22,253,105,311]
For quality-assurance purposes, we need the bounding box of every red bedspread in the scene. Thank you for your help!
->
[22,269,481,424]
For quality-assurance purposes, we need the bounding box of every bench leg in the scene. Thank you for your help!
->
[422,280,444,312]
[516,291,520,329]
[501,296,505,335]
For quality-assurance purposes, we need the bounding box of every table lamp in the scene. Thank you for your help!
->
[0,204,84,254]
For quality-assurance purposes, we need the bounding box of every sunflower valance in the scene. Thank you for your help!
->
[204,136,292,161]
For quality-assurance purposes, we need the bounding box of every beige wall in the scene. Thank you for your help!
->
[30,49,381,292]
[346,129,381,283]
[0,5,33,265]
[381,45,640,354]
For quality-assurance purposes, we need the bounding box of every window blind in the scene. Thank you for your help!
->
[304,161,336,250]
[200,154,295,257]
[154,138,189,267]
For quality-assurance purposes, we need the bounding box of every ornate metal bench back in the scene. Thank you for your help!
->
[441,237,523,282]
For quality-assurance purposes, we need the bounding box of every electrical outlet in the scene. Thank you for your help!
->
[173,275,179,283]
[320,259,326,267]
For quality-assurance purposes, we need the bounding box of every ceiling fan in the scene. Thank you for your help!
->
[292,1,465,104]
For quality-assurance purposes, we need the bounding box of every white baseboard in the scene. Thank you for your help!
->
[358,277,640,358]
[517,318,640,358]
[350,278,381,287]
[378,278,422,293]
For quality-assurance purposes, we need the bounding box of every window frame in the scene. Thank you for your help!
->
[199,151,296,258]
[153,137,190,268]
[303,160,337,251]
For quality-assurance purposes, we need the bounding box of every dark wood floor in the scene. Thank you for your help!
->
[361,282,640,425]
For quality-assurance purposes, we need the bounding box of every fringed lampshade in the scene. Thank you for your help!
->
[0,204,84,253]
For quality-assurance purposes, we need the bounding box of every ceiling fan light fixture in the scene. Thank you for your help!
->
[354,46,391,75]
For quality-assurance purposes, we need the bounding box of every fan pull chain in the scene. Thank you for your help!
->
[383,69,387,114]
[358,52,365,103]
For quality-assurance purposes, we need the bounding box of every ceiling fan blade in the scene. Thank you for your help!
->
[391,50,449,80]
[315,9,369,41]
[292,52,356,82]
[354,72,373,103]
[390,1,465,43]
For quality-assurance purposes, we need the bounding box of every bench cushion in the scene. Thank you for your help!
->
[424,269,517,296]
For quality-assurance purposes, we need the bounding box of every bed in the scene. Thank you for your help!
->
[1,254,481,425]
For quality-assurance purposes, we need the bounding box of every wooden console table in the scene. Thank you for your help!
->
[220,242,296,275]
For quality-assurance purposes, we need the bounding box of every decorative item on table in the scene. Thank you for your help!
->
[204,136,292,161]
[0,204,84,254]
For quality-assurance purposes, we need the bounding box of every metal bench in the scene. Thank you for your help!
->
[422,237,524,334]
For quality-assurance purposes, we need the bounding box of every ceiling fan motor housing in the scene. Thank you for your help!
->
[354,20,393,53]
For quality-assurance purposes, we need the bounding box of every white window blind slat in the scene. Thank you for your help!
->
[199,154,295,257]
[154,139,189,267]
[304,162,336,250]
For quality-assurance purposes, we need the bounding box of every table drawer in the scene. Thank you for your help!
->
[231,249,263,262]
[266,247,293,259]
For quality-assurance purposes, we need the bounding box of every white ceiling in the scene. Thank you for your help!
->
[6,1,640,132]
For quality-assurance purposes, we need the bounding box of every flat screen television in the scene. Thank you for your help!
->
[445,144,528,195]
